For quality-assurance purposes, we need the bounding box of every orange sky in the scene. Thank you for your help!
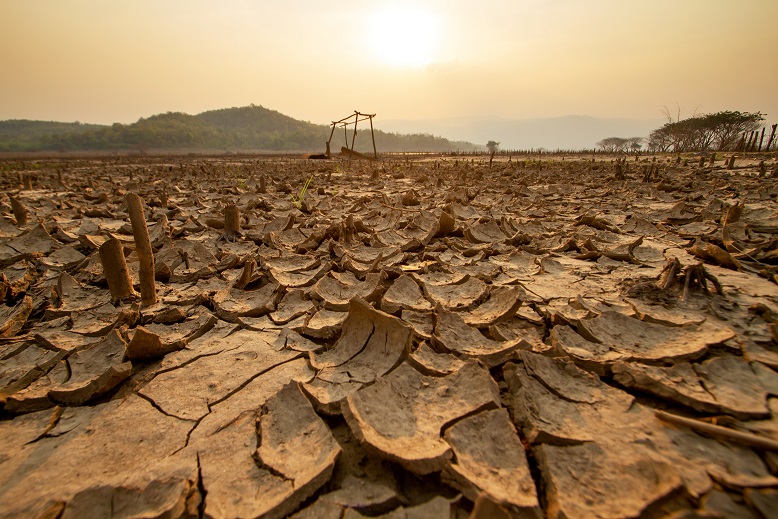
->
[1,0,776,126]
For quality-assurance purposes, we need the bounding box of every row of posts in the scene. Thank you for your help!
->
[738,124,777,152]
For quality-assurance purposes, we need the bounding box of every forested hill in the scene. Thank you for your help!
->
[0,105,480,153]
[0,120,106,149]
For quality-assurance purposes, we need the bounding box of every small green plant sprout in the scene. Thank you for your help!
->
[291,173,314,209]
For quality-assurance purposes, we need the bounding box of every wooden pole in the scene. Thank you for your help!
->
[350,112,358,152]
[369,115,378,159]
[126,193,157,307]
[757,127,765,152]
[99,234,136,304]
[766,124,777,151]
[327,123,336,158]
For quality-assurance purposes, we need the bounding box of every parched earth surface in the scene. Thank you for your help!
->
[1,153,778,518]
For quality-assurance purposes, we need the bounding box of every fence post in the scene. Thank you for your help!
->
[766,124,777,151]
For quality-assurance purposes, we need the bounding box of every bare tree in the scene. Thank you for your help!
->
[660,103,700,124]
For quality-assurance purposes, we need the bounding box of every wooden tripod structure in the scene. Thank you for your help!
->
[326,111,378,160]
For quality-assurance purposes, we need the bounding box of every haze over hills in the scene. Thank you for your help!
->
[379,115,664,151]
[0,105,480,154]
[0,105,667,154]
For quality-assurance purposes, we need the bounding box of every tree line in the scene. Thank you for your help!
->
[594,136,645,153]
[598,111,774,154]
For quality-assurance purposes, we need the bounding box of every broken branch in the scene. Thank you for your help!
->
[655,410,778,451]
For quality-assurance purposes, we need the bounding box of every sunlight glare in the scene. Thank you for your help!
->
[367,7,442,68]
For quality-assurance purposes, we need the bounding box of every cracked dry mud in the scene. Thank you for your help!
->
[1,153,778,518]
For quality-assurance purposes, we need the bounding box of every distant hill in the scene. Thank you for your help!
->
[198,105,314,133]
[0,120,106,151]
[0,105,480,153]
[380,115,664,151]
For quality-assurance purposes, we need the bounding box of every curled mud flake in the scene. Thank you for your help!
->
[342,361,499,475]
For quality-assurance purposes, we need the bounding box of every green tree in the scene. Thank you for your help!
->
[596,137,628,153]
[648,111,764,152]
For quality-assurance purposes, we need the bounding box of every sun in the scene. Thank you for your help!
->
[367,7,442,69]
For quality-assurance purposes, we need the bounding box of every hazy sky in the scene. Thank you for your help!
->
[2,0,776,126]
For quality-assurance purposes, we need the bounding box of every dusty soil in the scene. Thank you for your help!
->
[1,152,778,518]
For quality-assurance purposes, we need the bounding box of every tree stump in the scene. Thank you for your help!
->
[224,204,241,241]
[727,156,736,170]
[723,201,744,226]
[642,164,656,183]
[9,196,28,226]
[341,214,357,244]
[99,234,137,304]
[233,257,256,290]
[126,193,157,307]
[614,161,625,181]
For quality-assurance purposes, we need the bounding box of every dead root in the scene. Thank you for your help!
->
[656,258,723,301]
[656,258,682,290]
